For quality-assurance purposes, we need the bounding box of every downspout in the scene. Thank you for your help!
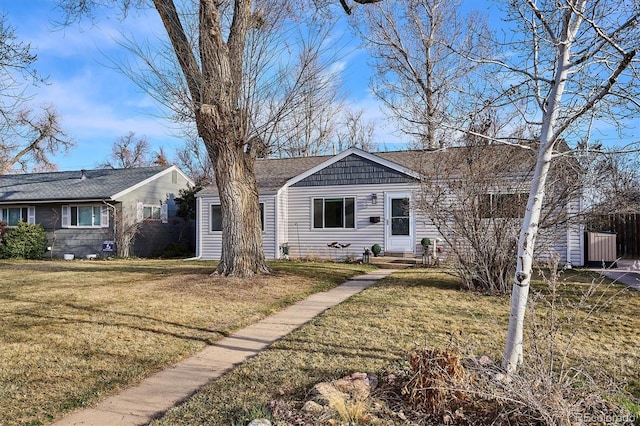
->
[566,200,572,268]
[274,190,280,260]
[102,200,117,243]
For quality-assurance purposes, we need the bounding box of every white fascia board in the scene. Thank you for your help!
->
[283,147,422,188]
[111,165,194,200]
[0,199,107,205]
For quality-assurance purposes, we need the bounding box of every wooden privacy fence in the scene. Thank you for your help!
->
[588,214,640,259]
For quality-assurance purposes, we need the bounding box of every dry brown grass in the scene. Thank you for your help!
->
[0,259,371,426]
[152,268,640,425]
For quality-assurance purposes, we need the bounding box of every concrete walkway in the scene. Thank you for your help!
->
[52,269,397,426]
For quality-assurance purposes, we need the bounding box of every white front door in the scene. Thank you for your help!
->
[384,192,414,254]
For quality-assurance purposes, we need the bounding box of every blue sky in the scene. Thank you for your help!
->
[2,1,637,172]
[3,1,204,170]
[3,1,402,171]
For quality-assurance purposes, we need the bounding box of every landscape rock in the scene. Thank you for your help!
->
[476,355,493,367]
[493,372,513,384]
[330,372,376,401]
[302,400,324,414]
[312,381,350,405]
[248,419,272,426]
[308,372,379,409]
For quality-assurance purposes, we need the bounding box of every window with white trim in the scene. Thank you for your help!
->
[136,202,168,223]
[1,206,35,226]
[144,206,161,220]
[210,203,264,231]
[62,205,109,228]
[478,193,526,218]
[313,197,355,229]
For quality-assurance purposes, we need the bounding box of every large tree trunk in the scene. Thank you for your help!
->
[153,0,270,277]
[213,142,269,276]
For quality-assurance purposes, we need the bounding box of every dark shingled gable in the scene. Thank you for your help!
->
[0,166,170,202]
[292,154,416,187]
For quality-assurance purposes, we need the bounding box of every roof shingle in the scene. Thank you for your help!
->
[0,166,170,202]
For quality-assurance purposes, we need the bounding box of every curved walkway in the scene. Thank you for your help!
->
[52,269,397,426]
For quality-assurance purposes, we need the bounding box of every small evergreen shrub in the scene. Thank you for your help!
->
[155,242,194,259]
[0,222,47,259]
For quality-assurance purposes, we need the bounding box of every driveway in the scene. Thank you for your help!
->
[595,259,640,291]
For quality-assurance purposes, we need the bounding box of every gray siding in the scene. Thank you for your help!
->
[114,169,194,258]
[15,168,194,259]
[133,221,195,257]
[197,194,277,260]
[293,154,416,187]
[536,198,584,266]
[285,183,438,260]
[30,203,114,259]
[195,153,584,265]
[116,169,190,219]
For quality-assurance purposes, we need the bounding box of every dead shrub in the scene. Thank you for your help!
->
[403,347,466,416]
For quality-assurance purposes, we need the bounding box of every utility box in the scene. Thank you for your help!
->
[585,232,617,268]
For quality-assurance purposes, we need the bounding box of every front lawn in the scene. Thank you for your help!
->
[152,268,640,425]
[0,259,371,426]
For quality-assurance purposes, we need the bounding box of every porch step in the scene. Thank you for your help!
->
[383,251,416,258]
[370,256,420,269]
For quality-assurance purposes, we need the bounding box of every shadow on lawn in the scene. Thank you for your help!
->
[275,336,406,364]
[6,296,229,344]
[3,261,214,275]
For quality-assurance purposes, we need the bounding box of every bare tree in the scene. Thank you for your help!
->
[97,131,167,169]
[270,49,344,158]
[113,205,141,258]
[335,107,375,152]
[176,132,214,185]
[418,141,583,293]
[0,105,71,173]
[586,149,640,217]
[58,0,375,276]
[353,0,489,149]
[467,0,640,373]
[0,15,72,174]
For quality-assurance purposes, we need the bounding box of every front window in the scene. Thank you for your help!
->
[62,205,108,228]
[479,193,526,218]
[1,207,34,226]
[211,203,264,232]
[313,197,355,229]
[210,205,222,231]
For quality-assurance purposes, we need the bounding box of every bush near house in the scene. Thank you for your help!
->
[0,222,47,259]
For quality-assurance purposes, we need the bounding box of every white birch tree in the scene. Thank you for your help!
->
[479,0,640,373]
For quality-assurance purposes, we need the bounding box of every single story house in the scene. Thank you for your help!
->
[195,147,584,266]
[0,165,194,259]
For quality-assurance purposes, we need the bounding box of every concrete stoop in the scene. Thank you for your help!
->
[370,256,420,269]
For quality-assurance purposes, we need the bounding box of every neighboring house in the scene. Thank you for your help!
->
[0,165,194,259]
[195,147,584,266]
